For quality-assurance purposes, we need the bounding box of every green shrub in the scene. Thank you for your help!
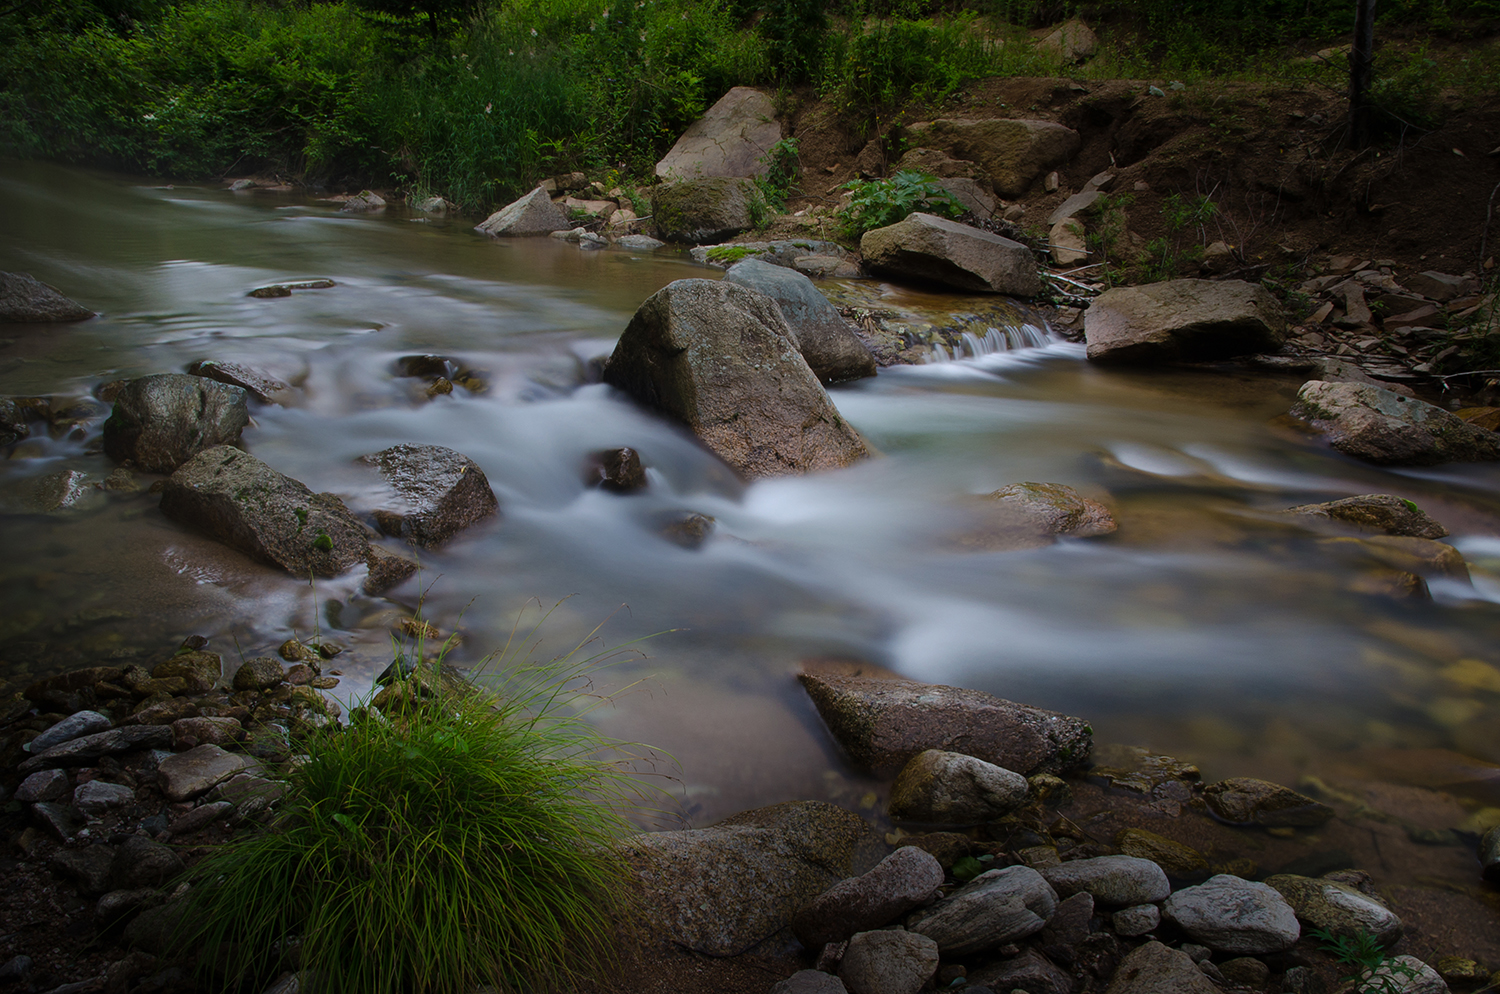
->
[837,169,963,239]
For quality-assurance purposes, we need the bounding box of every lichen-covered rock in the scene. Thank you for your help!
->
[474,187,569,237]
[364,545,419,595]
[651,178,759,244]
[1286,494,1448,539]
[903,119,1081,198]
[152,650,221,692]
[1291,380,1500,465]
[103,374,249,474]
[1202,777,1334,828]
[722,258,876,384]
[361,443,498,548]
[1265,873,1402,945]
[655,87,781,181]
[861,213,1041,296]
[0,271,94,322]
[887,749,1030,824]
[1085,279,1285,364]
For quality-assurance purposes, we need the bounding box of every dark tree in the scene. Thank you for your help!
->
[1348,0,1377,146]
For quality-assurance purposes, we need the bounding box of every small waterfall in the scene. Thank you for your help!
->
[924,322,1055,363]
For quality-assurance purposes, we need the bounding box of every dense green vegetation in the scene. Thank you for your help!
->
[1,0,1496,209]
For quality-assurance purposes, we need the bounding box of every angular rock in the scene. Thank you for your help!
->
[968,948,1074,994]
[168,800,234,835]
[1202,778,1334,828]
[1483,825,1500,884]
[1113,903,1161,937]
[1358,956,1447,994]
[29,711,113,755]
[888,749,1029,824]
[31,801,83,840]
[157,744,248,803]
[658,510,716,548]
[1162,875,1300,954]
[19,725,173,773]
[171,716,243,748]
[1048,191,1104,226]
[50,845,118,895]
[15,769,70,803]
[152,650,221,693]
[1049,217,1087,266]
[798,666,1092,776]
[1103,941,1220,994]
[656,87,781,181]
[233,656,285,691]
[861,213,1041,296]
[0,271,94,322]
[187,360,290,405]
[1038,18,1099,62]
[102,374,249,474]
[1265,873,1402,945]
[722,258,877,384]
[1403,271,1467,301]
[907,866,1058,954]
[1085,279,1286,364]
[839,930,939,994]
[620,801,881,956]
[651,177,759,243]
[934,177,998,219]
[585,447,648,492]
[1286,494,1448,539]
[0,398,30,445]
[603,280,871,479]
[792,845,944,949]
[617,234,665,251]
[364,545,418,595]
[1041,855,1170,906]
[772,971,849,994]
[904,119,1081,198]
[160,446,369,577]
[341,190,385,212]
[1291,380,1500,465]
[361,443,499,548]
[74,780,135,816]
[1115,827,1209,878]
[474,187,569,237]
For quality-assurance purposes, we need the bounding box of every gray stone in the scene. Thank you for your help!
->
[1103,941,1220,994]
[1483,825,1500,884]
[1048,191,1104,226]
[1220,957,1271,986]
[160,446,370,577]
[29,711,113,755]
[31,801,83,840]
[656,87,781,181]
[102,374,249,474]
[31,470,97,512]
[616,234,665,251]
[1112,903,1160,936]
[1162,875,1300,954]
[187,360,290,405]
[50,844,118,894]
[722,258,876,384]
[360,443,499,548]
[1049,217,1087,266]
[798,665,1092,776]
[157,744,248,802]
[934,177,998,219]
[1038,18,1099,62]
[0,271,94,322]
[602,280,871,479]
[908,866,1058,955]
[861,213,1041,296]
[1291,380,1500,465]
[1085,279,1286,364]
[1037,891,1093,964]
[1403,271,1466,301]
[968,948,1074,994]
[903,119,1081,198]
[1265,873,1402,945]
[16,769,69,803]
[888,750,1029,824]
[651,177,759,243]
[73,780,135,816]
[96,888,165,928]
[966,482,1116,550]
[19,725,173,774]
[839,930,939,994]
[412,195,449,213]
[474,187,569,237]
[341,190,385,212]
[168,800,233,835]
[770,970,849,994]
[171,716,243,748]
[113,835,186,890]
[1357,956,1447,994]
[233,656,285,691]
[792,845,944,949]
[1042,855,1169,906]
[1286,494,1448,539]
[1202,777,1334,828]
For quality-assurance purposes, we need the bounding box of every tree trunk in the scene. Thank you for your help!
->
[1349,0,1378,147]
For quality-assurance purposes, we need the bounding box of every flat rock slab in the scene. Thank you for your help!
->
[1291,380,1500,465]
[651,178,758,244]
[798,665,1092,776]
[1085,279,1285,364]
[656,86,781,181]
[722,258,876,384]
[1286,494,1448,539]
[361,443,498,548]
[102,374,249,474]
[161,446,369,577]
[603,280,871,479]
[0,271,94,322]
[158,744,248,802]
[904,119,1081,198]
[792,845,944,949]
[861,213,1041,297]
[18,724,173,774]
[475,187,569,237]
[28,710,113,754]
[1202,777,1334,828]
[187,359,291,404]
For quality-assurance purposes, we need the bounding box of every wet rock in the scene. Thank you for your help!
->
[157,744,248,802]
[771,971,849,994]
[475,187,570,237]
[0,271,94,322]
[839,930,939,994]
[152,650,221,693]
[233,656,285,691]
[792,846,945,950]
[1286,494,1448,539]
[620,800,882,956]
[168,800,233,835]
[29,711,113,755]
[1482,825,1500,883]
[361,443,499,548]
[657,510,716,548]
[31,801,83,840]
[1114,827,1209,878]
[1112,903,1160,937]
[187,360,290,405]
[888,749,1029,824]
[341,190,385,212]
[16,769,69,803]
[364,545,419,595]
[584,447,648,492]
[0,398,30,445]
[903,119,1081,198]
[1041,855,1170,906]
[31,470,97,512]
[102,467,141,492]
[74,779,134,815]
[102,374,249,474]
[907,866,1058,954]
[721,258,877,384]
[651,177,759,243]
[798,666,1092,776]
[161,446,369,577]
[1104,941,1219,994]
[50,845,117,895]
[1291,380,1500,465]
[24,666,122,713]
[1203,777,1334,828]
[1357,956,1447,994]
[968,948,1074,994]
[1321,535,1469,583]
[966,482,1116,549]
[1162,875,1299,954]
[655,87,781,181]
[1085,279,1286,364]
[603,280,870,479]
[861,213,1041,297]
[171,716,242,748]
[19,725,172,773]
[1265,873,1402,945]
[617,234,665,251]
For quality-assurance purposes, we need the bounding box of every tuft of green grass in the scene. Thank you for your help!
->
[179,613,652,994]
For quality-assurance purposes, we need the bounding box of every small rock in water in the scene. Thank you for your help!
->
[362,443,499,548]
[0,271,94,322]
[1114,827,1209,878]
[585,447,648,492]
[888,749,1030,824]
[31,470,97,512]
[1291,380,1500,465]
[1286,493,1448,539]
[1203,777,1334,828]
[341,190,385,212]
[233,656,285,691]
[364,545,418,595]
[187,359,291,404]
[657,510,715,548]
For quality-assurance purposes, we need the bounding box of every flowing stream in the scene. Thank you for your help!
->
[6,158,1500,843]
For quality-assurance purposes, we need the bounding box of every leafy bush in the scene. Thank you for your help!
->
[837,169,964,239]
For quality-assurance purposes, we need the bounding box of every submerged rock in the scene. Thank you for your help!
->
[474,187,570,237]
[861,213,1041,297]
[103,374,250,474]
[361,443,499,548]
[1291,380,1500,465]
[1203,777,1334,828]
[651,177,759,243]
[961,482,1116,550]
[603,280,871,479]
[1319,535,1469,582]
[1286,494,1448,539]
[1084,279,1285,364]
[655,86,781,181]
[721,258,877,384]
[30,470,96,512]
[160,446,369,577]
[907,865,1058,954]
[0,271,94,322]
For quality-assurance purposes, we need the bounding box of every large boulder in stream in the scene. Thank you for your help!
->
[160,446,369,577]
[1084,279,1286,364]
[103,374,250,474]
[655,86,781,181]
[1286,493,1448,539]
[651,178,759,244]
[602,280,871,479]
[861,213,1041,296]
[1290,380,1500,465]
[721,258,877,384]
[360,443,498,548]
[0,272,94,322]
[474,187,570,237]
